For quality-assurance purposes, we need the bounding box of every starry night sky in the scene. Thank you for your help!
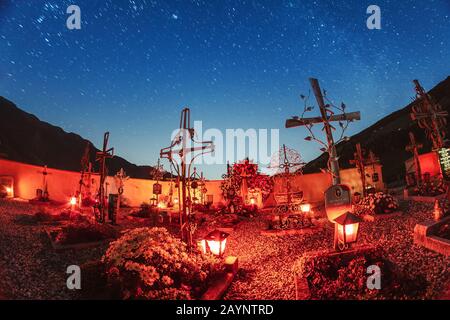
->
[1,0,449,178]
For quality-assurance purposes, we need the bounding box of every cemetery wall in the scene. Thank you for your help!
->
[0,159,384,208]
[0,159,226,207]
[274,164,385,204]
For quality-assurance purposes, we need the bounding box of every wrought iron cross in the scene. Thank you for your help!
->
[411,79,448,150]
[268,144,305,207]
[160,108,214,244]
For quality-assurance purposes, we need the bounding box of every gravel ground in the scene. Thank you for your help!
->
[223,201,449,300]
[0,199,448,300]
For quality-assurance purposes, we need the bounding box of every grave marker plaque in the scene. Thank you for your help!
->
[324,184,352,222]
[153,182,162,195]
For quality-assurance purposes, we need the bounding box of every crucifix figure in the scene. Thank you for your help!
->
[411,79,448,151]
[405,131,423,187]
[160,108,214,246]
[349,143,367,196]
[150,159,164,206]
[285,78,361,185]
[114,168,129,212]
[95,132,114,223]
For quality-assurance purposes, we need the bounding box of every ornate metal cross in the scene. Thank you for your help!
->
[269,144,305,207]
[160,108,214,245]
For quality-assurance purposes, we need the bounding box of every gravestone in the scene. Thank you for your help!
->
[324,184,352,222]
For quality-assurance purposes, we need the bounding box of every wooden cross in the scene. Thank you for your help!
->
[349,143,367,196]
[285,78,361,185]
[405,131,423,186]
[160,108,214,245]
[95,132,114,223]
[411,79,448,150]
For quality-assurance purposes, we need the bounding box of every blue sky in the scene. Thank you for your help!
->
[1,0,449,178]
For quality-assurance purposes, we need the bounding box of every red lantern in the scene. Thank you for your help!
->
[333,211,362,250]
[203,229,229,257]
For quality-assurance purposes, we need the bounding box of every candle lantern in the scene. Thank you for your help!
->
[333,211,362,250]
[300,203,311,213]
[69,196,77,207]
[203,229,229,257]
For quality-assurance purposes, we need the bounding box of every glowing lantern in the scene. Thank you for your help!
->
[204,229,229,257]
[250,197,256,205]
[333,211,362,250]
[300,203,311,213]
[69,196,77,206]
[157,202,166,209]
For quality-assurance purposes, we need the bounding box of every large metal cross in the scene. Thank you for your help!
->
[411,79,448,150]
[95,132,114,223]
[160,108,214,244]
[285,78,361,185]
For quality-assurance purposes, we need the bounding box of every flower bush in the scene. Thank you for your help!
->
[412,178,446,197]
[102,227,222,300]
[355,192,399,215]
[293,247,427,300]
